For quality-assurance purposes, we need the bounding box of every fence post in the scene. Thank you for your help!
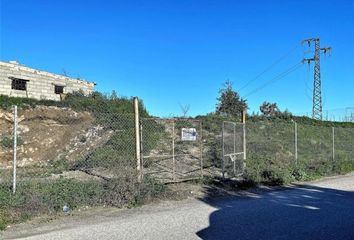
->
[295,121,298,166]
[12,106,17,194]
[134,97,142,181]
[172,120,176,181]
[242,111,247,172]
[233,123,236,175]
[243,123,247,161]
[140,122,144,174]
[241,110,246,125]
[199,121,203,178]
[222,121,225,179]
[332,127,335,162]
[241,122,247,174]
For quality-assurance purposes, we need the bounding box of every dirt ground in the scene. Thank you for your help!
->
[0,106,112,169]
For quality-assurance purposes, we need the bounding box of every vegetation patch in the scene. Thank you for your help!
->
[0,175,165,231]
[1,136,24,149]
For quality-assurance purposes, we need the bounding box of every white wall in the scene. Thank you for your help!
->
[0,61,95,101]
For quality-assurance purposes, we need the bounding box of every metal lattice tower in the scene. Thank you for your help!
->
[302,38,331,120]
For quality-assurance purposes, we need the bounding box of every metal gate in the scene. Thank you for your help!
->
[222,121,246,178]
[140,118,203,183]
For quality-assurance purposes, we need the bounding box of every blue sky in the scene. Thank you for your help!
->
[0,0,353,117]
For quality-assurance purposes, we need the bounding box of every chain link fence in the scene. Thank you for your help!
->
[245,121,296,183]
[296,107,354,122]
[334,127,354,173]
[297,124,333,175]
[1,102,354,231]
[222,121,245,178]
[7,107,137,183]
[141,118,203,183]
[245,120,354,183]
[0,105,147,223]
[1,105,354,197]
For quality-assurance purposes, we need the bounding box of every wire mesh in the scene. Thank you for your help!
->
[222,121,245,177]
[2,103,354,216]
[0,103,162,228]
[333,126,354,174]
[0,106,139,201]
[246,120,296,183]
[297,123,333,176]
[23,107,133,180]
[198,118,223,177]
[141,118,174,181]
[141,118,203,182]
[0,107,15,186]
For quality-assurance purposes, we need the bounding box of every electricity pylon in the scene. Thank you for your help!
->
[302,38,331,120]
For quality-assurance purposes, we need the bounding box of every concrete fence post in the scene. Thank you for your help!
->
[233,123,236,176]
[332,127,335,162]
[295,121,298,166]
[12,106,18,194]
[199,121,203,178]
[242,112,247,174]
[140,122,144,173]
[222,121,225,179]
[243,122,247,161]
[172,120,176,181]
[134,97,142,181]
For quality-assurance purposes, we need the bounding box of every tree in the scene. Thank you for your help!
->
[216,80,247,116]
[260,101,279,117]
[111,90,118,101]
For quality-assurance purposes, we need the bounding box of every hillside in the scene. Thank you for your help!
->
[0,106,116,168]
[1,93,354,229]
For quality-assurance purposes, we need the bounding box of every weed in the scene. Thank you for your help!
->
[0,136,24,148]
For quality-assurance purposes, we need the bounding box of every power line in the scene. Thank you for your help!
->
[304,63,312,102]
[237,45,300,93]
[243,62,303,98]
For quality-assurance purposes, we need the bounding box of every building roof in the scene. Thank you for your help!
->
[0,60,96,87]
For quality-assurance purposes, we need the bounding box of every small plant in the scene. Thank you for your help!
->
[0,136,24,148]
[0,136,12,148]
[291,168,308,181]
[79,136,87,143]
[48,159,71,174]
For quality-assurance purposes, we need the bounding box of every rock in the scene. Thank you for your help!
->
[63,205,70,215]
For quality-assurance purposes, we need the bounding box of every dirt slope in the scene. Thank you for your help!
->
[0,106,110,168]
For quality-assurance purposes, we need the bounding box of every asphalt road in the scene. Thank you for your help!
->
[3,174,354,240]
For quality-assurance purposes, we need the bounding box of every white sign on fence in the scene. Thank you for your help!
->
[181,128,197,141]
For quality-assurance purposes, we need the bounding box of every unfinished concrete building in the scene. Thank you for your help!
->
[0,61,96,101]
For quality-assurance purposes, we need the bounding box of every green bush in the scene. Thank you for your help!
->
[0,92,163,172]
[200,113,354,186]
[0,176,165,230]
[0,91,149,117]
[0,136,24,149]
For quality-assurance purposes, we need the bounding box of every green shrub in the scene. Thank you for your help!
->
[0,136,24,148]
[199,113,354,186]
[39,179,103,211]
[0,91,149,117]
[0,176,166,230]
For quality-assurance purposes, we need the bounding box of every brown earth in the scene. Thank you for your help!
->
[0,106,112,169]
